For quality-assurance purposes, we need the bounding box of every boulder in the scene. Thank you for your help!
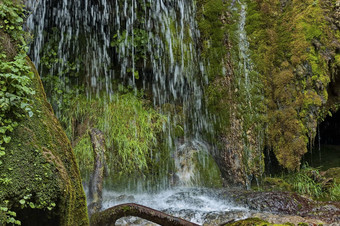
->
[0,58,89,225]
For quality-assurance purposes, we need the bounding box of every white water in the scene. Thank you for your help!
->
[23,0,269,224]
[101,188,249,225]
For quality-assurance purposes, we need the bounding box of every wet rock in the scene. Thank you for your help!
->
[222,190,340,224]
[323,167,340,182]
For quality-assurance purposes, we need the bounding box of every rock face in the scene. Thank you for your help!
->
[224,190,340,224]
[198,0,340,186]
[0,59,89,225]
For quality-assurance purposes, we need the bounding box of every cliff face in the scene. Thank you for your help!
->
[245,0,339,170]
[198,0,339,186]
[0,1,88,225]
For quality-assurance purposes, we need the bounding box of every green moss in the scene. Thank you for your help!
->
[0,58,89,225]
[196,0,228,81]
[192,150,223,188]
[324,167,340,183]
[223,217,293,226]
[244,0,339,170]
[1,1,86,224]
[335,54,340,67]
[262,177,293,192]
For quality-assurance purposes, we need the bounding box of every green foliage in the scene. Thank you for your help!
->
[0,203,21,225]
[287,167,323,198]
[264,165,340,201]
[0,0,25,43]
[0,0,38,223]
[111,28,148,63]
[0,0,34,152]
[329,182,340,201]
[60,88,168,184]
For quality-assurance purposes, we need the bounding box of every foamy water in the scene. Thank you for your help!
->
[101,187,250,225]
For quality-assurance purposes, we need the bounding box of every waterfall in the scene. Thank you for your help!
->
[234,0,265,186]
[25,0,218,189]
[238,2,251,89]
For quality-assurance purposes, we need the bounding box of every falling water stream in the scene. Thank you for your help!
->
[25,0,253,224]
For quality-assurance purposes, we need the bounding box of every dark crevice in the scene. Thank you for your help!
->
[318,110,340,145]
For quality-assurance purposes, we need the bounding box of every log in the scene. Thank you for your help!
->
[88,128,107,217]
[90,203,199,226]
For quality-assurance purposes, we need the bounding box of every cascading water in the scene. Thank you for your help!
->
[26,0,218,189]
[238,1,251,94]
[231,0,265,186]
[111,0,215,186]
[26,0,113,101]
[23,0,261,224]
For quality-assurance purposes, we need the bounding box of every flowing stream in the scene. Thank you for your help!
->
[101,187,250,225]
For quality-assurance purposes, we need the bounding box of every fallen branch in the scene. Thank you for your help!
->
[90,203,199,226]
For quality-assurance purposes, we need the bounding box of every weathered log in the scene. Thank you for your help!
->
[88,128,107,217]
[90,203,199,226]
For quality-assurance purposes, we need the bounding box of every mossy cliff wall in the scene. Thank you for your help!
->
[0,0,89,224]
[0,57,89,225]
[245,0,339,170]
[197,0,265,187]
[197,0,339,186]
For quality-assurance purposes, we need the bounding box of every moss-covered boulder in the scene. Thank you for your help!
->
[0,58,89,225]
[223,218,274,226]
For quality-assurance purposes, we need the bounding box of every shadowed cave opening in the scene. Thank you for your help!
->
[305,110,340,170]
[13,205,60,226]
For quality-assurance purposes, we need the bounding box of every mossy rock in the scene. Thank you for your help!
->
[223,217,269,225]
[323,167,340,183]
[223,217,290,226]
[223,217,302,226]
[262,177,294,192]
[0,59,89,225]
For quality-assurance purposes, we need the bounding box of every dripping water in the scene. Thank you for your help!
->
[25,0,217,190]
[233,0,265,187]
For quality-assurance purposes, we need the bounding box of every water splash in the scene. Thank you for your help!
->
[101,188,249,225]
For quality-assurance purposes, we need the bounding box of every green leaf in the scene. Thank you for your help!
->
[19,199,25,205]
[3,136,11,144]
[29,203,35,208]
[20,102,29,109]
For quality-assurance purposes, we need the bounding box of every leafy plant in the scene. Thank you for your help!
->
[0,204,21,225]
[0,0,34,151]
[0,0,35,223]
[329,182,340,201]
[285,165,325,199]
[60,89,168,183]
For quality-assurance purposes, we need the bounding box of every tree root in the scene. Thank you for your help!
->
[90,203,199,226]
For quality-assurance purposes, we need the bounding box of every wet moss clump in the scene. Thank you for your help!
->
[245,0,340,170]
[0,1,88,222]
[0,59,89,225]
